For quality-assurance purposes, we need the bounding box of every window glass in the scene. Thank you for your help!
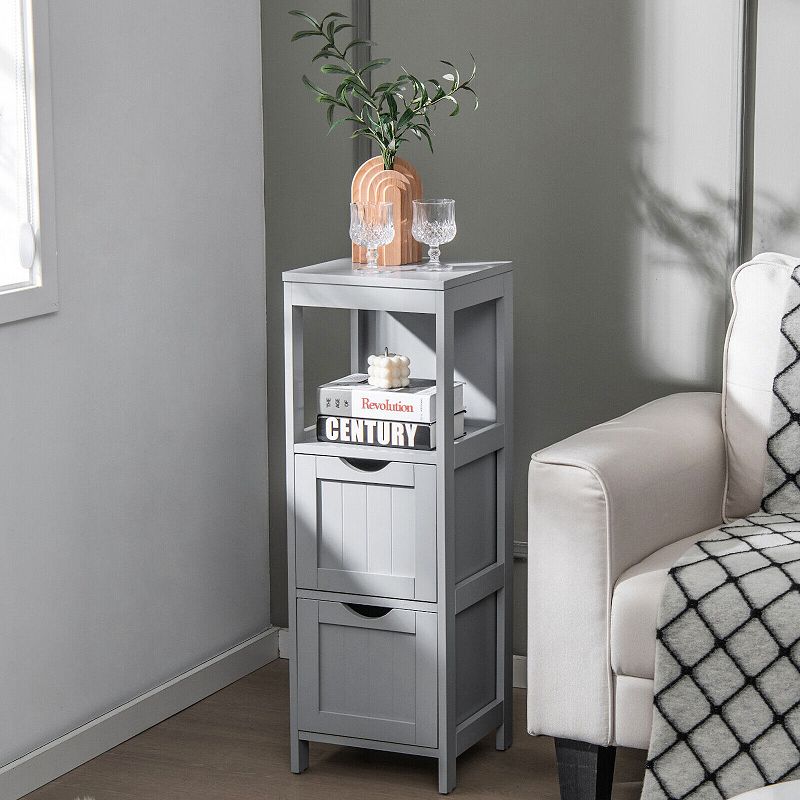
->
[0,0,35,290]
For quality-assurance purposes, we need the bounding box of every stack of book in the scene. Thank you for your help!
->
[316,373,466,451]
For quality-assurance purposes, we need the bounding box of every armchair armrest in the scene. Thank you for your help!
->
[526,392,725,745]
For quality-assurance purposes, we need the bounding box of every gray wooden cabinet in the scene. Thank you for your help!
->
[283,260,513,794]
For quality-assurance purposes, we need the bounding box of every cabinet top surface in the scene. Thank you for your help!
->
[283,258,512,290]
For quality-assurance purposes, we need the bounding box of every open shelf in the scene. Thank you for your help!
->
[294,420,504,468]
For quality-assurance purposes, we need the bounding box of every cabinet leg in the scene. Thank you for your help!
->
[437,750,456,794]
[290,737,309,774]
[495,720,513,751]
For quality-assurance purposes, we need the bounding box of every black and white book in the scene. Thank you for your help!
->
[317,373,465,423]
[317,411,466,450]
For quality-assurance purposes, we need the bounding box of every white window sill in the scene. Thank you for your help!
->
[0,280,59,326]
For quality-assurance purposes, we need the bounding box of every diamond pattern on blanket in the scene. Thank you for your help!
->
[726,620,780,675]
[643,515,800,800]
[688,716,741,773]
[692,649,744,707]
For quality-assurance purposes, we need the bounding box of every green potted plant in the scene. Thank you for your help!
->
[290,8,478,266]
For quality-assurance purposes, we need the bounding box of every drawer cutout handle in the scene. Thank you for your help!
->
[339,457,390,473]
[343,603,392,619]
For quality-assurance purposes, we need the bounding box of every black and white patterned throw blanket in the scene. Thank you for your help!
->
[642,266,800,800]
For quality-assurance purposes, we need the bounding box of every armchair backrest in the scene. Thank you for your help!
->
[723,252,800,520]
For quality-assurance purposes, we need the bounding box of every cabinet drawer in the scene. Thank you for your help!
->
[296,599,438,747]
[294,455,437,601]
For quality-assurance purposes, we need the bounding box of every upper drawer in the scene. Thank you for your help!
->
[294,455,437,602]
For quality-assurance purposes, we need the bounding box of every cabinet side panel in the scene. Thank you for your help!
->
[454,301,498,425]
[414,464,438,601]
[455,453,498,583]
[415,610,439,747]
[296,598,320,731]
[455,594,497,725]
[294,456,318,589]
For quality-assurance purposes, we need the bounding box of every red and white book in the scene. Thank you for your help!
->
[317,373,465,423]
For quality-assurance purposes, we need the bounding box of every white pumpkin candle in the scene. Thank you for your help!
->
[367,347,411,389]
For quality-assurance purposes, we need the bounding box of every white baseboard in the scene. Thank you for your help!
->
[279,627,527,689]
[0,627,279,800]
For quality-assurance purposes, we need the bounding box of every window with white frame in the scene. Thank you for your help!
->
[0,0,57,325]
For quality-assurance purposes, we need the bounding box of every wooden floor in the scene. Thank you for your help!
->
[24,659,647,799]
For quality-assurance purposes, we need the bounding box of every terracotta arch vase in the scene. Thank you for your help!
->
[351,156,423,267]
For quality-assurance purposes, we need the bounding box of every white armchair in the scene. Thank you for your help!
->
[527,253,800,800]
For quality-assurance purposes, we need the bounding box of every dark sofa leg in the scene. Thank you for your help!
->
[554,738,617,800]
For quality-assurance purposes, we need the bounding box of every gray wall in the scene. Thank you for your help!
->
[0,0,269,767]
[263,0,352,630]
[753,0,800,255]
[265,1,742,655]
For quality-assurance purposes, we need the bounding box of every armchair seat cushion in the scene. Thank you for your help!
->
[610,526,720,680]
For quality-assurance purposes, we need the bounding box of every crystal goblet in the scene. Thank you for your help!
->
[412,199,457,271]
[349,202,395,272]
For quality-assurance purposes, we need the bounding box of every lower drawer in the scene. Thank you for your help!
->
[296,598,438,747]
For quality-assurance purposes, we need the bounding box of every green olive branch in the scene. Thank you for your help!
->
[289,8,478,170]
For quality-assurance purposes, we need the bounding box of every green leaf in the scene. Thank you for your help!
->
[288,10,320,28]
[447,96,460,116]
[461,84,479,110]
[374,79,406,95]
[291,29,322,41]
[301,74,326,95]
[320,11,347,22]
[326,19,337,40]
[364,108,387,140]
[359,58,391,75]
[467,52,477,83]
[351,85,378,109]
[426,78,446,101]
[335,76,359,97]
[326,103,335,127]
[328,116,352,135]
[386,91,397,119]
[334,23,354,34]
[351,127,383,144]
[311,50,333,62]
[343,39,374,56]
[440,60,460,86]
[407,74,429,108]
[397,108,414,128]
[320,64,353,75]
[416,125,434,153]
